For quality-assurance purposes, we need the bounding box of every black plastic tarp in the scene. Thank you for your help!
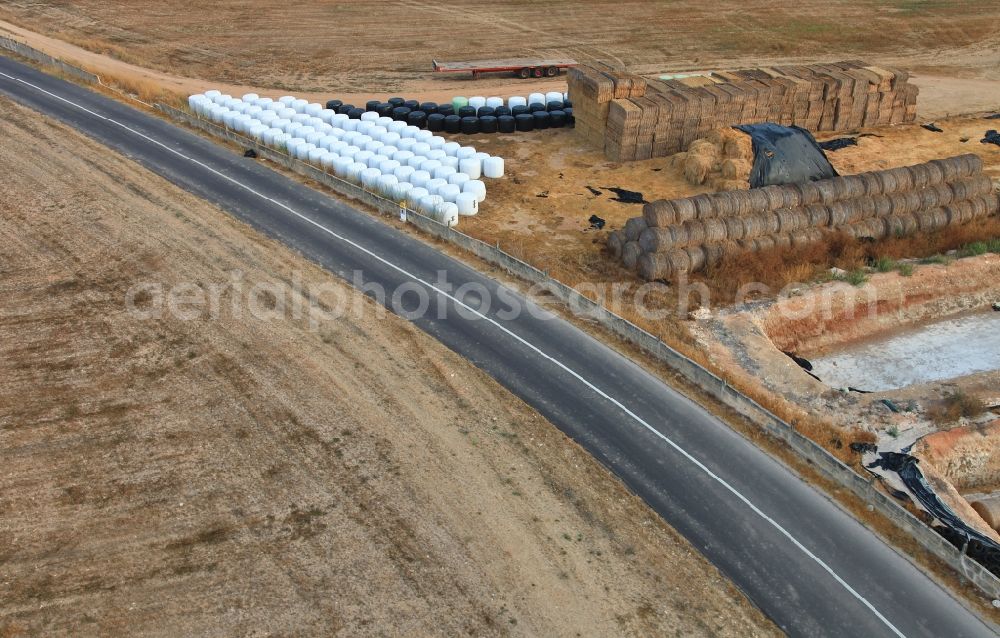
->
[734,123,838,188]
[872,452,1000,576]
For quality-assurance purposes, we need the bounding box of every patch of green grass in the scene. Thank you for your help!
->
[919,254,952,265]
[835,269,869,286]
[985,238,1000,253]
[959,241,989,257]
[887,425,900,439]
[897,263,914,277]
[873,256,897,273]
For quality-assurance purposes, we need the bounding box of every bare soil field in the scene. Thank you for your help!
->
[1,0,999,98]
[0,97,779,636]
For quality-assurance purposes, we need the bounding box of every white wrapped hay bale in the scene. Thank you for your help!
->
[482,156,504,178]
[456,192,479,215]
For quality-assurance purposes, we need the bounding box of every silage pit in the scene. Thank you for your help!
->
[809,310,1000,391]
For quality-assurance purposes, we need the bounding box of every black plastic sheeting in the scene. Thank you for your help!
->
[871,452,1000,576]
[982,130,1000,147]
[734,123,838,188]
[818,137,858,152]
[601,186,647,204]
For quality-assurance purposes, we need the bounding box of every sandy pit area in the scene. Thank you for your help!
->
[810,310,1000,392]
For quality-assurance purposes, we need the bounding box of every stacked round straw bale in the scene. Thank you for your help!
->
[605,154,999,281]
[670,128,753,191]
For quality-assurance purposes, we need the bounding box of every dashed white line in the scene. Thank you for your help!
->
[0,67,907,638]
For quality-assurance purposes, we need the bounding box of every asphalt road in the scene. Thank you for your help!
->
[1,55,994,637]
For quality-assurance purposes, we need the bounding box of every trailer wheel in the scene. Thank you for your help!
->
[519,67,531,79]
[532,67,544,78]
[546,66,558,77]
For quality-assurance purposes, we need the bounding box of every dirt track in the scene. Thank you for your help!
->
[0,97,779,636]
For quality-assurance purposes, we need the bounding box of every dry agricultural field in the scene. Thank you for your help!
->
[1,0,998,94]
[0,97,779,636]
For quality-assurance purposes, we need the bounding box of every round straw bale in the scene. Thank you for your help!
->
[832,199,857,224]
[903,190,924,215]
[816,179,838,204]
[638,252,673,281]
[713,178,750,192]
[686,246,708,272]
[693,194,716,220]
[710,191,736,217]
[639,227,684,253]
[724,217,746,241]
[624,216,648,242]
[840,175,866,199]
[729,190,753,216]
[781,185,803,208]
[643,200,676,227]
[932,183,956,207]
[776,209,808,233]
[830,177,850,200]
[607,230,624,259]
[877,170,898,194]
[971,175,995,198]
[665,248,693,274]
[896,214,919,235]
[862,196,887,219]
[730,131,754,159]
[923,161,945,186]
[673,198,698,222]
[888,166,913,191]
[790,227,823,247]
[763,212,782,235]
[953,200,975,223]
[684,153,714,185]
[909,163,932,189]
[975,193,1000,217]
[960,153,984,176]
[930,157,960,182]
[855,218,887,240]
[970,195,995,219]
[703,242,728,266]
[883,215,906,238]
[796,181,822,206]
[622,241,642,270]
[760,185,786,210]
[916,209,947,232]
[689,138,719,155]
[859,172,883,196]
[950,179,972,201]
[753,235,776,252]
[746,188,771,213]
[768,234,789,250]
[721,158,752,181]
[806,204,831,226]
[669,152,689,168]
[828,201,851,226]
[740,216,760,238]
[919,186,942,210]
[942,204,967,225]
[705,129,728,147]
[703,218,728,243]
[683,220,707,245]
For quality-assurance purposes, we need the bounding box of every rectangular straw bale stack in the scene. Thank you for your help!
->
[570,61,918,162]
[609,154,994,281]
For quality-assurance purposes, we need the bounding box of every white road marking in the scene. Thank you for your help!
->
[0,67,908,638]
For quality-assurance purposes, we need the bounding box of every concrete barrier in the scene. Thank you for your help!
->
[157,102,1000,601]
[0,36,99,84]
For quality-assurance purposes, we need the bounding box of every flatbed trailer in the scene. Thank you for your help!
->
[432,58,577,79]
